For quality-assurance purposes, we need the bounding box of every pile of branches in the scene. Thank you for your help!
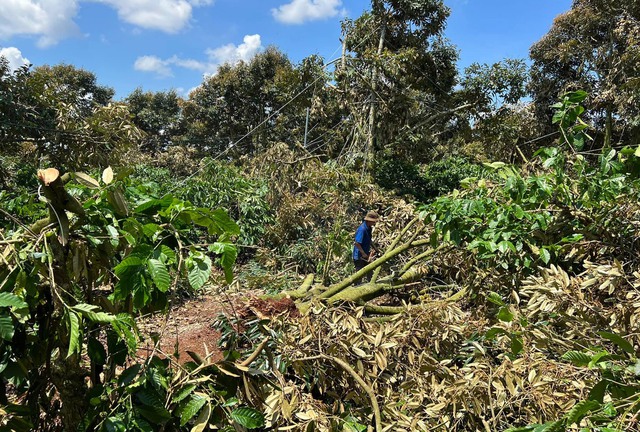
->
[254,149,640,431]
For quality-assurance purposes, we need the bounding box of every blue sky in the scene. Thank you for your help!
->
[0,0,571,100]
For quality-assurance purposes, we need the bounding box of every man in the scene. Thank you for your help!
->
[352,211,380,284]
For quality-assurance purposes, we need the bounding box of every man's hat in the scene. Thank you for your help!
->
[364,211,380,222]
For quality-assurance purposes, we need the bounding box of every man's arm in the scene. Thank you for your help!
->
[354,241,368,260]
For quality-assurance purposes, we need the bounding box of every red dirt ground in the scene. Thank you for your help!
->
[136,293,298,364]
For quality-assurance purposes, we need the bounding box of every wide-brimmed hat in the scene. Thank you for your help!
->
[364,211,380,222]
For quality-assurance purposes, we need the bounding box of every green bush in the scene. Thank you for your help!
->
[421,157,483,199]
[374,157,482,202]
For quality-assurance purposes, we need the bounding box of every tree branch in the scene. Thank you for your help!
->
[294,354,382,432]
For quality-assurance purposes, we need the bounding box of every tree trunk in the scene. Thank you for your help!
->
[604,105,613,148]
[366,19,387,171]
[35,170,90,430]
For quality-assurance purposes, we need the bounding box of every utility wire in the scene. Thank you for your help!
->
[167,22,383,193]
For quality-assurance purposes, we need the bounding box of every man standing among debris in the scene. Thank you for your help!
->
[353,211,380,284]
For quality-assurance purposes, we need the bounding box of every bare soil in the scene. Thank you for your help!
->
[136,292,298,364]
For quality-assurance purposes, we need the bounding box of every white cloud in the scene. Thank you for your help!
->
[135,34,262,78]
[134,55,173,77]
[272,0,343,25]
[0,47,30,71]
[0,0,80,47]
[0,0,213,47]
[96,0,210,34]
[206,34,262,65]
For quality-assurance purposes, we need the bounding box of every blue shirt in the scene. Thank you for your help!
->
[353,222,372,261]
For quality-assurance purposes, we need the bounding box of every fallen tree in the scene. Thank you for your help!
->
[274,214,460,314]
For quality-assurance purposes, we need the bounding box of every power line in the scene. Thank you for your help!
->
[167,23,383,193]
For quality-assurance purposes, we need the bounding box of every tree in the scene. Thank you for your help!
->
[529,0,640,148]
[0,168,240,430]
[1,62,138,169]
[125,88,184,153]
[181,47,297,155]
[0,59,36,156]
[457,59,538,161]
[338,0,458,165]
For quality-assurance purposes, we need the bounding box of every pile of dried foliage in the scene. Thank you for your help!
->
[241,150,640,431]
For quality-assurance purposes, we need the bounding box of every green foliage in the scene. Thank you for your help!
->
[530,0,640,146]
[339,0,459,160]
[551,90,592,150]
[375,156,481,202]
[421,157,483,199]
[514,332,640,431]
[0,167,240,428]
[422,143,639,275]
[76,354,269,431]
[0,62,140,170]
[229,407,265,429]
[133,161,273,247]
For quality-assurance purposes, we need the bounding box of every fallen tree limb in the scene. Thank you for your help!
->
[239,337,270,367]
[319,239,432,300]
[294,354,382,432]
[277,273,315,300]
[371,216,422,283]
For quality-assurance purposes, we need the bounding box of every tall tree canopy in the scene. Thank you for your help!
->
[338,0,458,164]
[0,62,140,169]
[181,47,297,155]
[529,0,640,147]
[125,88,184,153]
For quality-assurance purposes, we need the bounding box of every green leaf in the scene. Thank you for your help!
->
[134,195,175,214]
[540,248,551,264]
[142,223,162,239]
[510,336,524,356]
[112,315,138,355]
[504,427,537,432]
[230,407,265,429]
[562,351,591,367]
[565,90,587,103]
[598,331,634,354]
[172,384,196,403]
[147,259,171,293]
[588,379,607,403]
[67,310,81,358]
[533,421,564,432]
[188,256,211,290]
[105,417,127,432]
[208,209,241,236]
[565,399,600,425]
[118,364,142,386]
[498,306,514,323]
[115,256,144,277]
[72,303,117,323]
[179,394,207,426]
[136,388,166,408]
[210,242,237,284]
[0,313,15,341]
[482,161,506,170]
[560,234,584,243]
[136,405,171,425]
[106,225,119,247]
[88,337,107,366]
[487,292,505,306]
[485,327,508,341]
[0,292,28,309]
[635,146,640,157]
